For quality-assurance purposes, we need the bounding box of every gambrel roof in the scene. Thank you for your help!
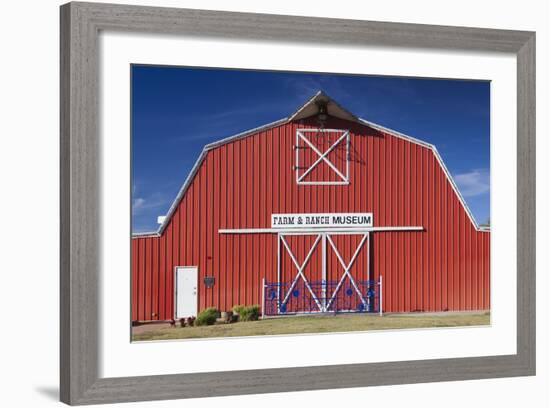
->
[134,91,489,237]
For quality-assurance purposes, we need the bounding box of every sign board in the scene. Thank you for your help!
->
[203,276,215,288]
[271,213,373,229]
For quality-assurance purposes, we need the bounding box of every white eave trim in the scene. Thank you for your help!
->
[204,118,288,150]
[132,231,160,238]
[358,118,488,232]
[137,118,288,238]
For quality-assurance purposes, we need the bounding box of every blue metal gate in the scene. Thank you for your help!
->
[263,277,382,316]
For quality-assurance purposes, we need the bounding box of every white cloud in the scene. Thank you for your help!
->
[132,193,169,215]
[132,197,146,210]
[454,169,490,197]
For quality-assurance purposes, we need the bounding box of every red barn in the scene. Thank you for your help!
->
[131,91,490,322]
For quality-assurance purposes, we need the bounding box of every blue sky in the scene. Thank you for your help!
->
[132,65,490,233]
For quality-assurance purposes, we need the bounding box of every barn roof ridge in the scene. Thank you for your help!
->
[132,91,488,237]
[288,90,360,123]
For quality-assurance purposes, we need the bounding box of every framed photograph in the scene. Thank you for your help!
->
[60,1,535,405]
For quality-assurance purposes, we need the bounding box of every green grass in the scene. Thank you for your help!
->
[132,312,490,341]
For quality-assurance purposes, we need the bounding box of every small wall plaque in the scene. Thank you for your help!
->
[204,276,215,288]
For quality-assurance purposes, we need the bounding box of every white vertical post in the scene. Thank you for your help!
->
[295,130,300,183]
[322,233,327,311]
[366,232,370,311]
[346,131,350,183]
[277,233,281,314]
[261,277,266,319]
[379,274,383,316]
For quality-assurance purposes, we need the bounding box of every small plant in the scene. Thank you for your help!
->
[179,318,186,327]
[238,305,260,322]
[186,316,196,327]
[195,308,219,326]
[241,305,260,321]
[169,319,176,327]
[232,305,246,316]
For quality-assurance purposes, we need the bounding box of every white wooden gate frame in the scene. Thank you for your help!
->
[277,231,370,313]
[325,233,369,310]
[278,233,323,312]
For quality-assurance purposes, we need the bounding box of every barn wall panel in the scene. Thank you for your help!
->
[131,239,138,320]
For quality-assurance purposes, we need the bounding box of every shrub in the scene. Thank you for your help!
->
[186,316,196,327]
[239,305,260,322]
[195,308,218,326]
[232,305,246,316]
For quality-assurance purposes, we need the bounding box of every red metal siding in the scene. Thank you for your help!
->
[132,116,490,321]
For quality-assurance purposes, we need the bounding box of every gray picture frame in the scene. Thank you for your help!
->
[60,2,536,405]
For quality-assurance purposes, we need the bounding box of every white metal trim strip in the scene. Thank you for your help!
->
[219,226,424,234]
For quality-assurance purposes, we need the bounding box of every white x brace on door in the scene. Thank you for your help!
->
[278,232,369,313]
[325,234,369,310]
[278,233,323,312]
[295,129,350,185]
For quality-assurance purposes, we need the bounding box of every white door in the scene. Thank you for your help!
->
[175,266,198,318]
